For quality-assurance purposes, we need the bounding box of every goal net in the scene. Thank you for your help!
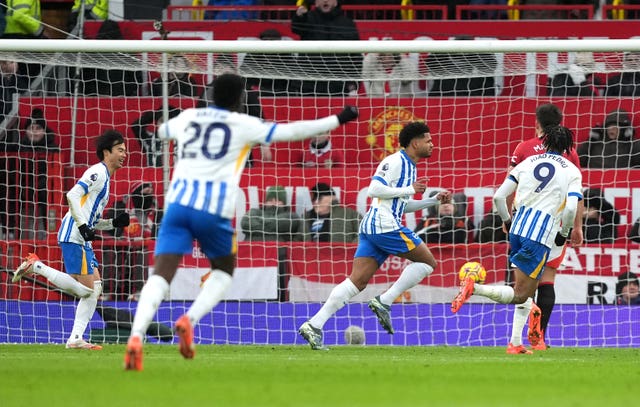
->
[1,37,639,348]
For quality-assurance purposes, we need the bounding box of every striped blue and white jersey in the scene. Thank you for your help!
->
[360,150,417,234]
[58,162,111,245]
[157,106,277,219]
[509,153,583,247]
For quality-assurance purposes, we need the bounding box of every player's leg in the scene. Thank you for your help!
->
[529,245,561,348]
[453,236,547,311]
[125,204,193,370]
[529,266,555,349]
[309,256,378,328]
[176,211,236,359]
[13,249,93,298]
[300,234,385,349]
[369,229,436,333]
[508,296,533,348]
[381,240,436,305]
[66,266,102,350]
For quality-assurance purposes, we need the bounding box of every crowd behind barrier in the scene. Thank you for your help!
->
[164,4,640,21]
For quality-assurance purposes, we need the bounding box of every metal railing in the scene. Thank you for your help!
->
[166,5,448,21]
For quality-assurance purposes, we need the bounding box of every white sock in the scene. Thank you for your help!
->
[309,278,360,329]
[130,275,170,338]
[379,262,433,305]
[33,261,93,298]
[68,280,101,343]
[186,270,233,325]
[510,297,533,346]
[473,284,515,304]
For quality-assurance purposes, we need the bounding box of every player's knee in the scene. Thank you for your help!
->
[93,280,103,297]
[351,277,368,291]
[412,262,434,279]
[77,284,94,298]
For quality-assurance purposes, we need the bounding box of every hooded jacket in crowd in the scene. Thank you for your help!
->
[577,110,640,169]
[241,186,304,242]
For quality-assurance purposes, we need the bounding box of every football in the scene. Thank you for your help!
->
[344,325,366,345]
[458,261,487,285]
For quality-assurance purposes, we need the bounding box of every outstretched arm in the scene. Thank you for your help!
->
[269,106,358,143]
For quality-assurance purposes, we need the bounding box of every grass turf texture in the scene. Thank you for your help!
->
[1,345,638,407]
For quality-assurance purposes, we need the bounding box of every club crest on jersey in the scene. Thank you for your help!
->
[366,107,418,161]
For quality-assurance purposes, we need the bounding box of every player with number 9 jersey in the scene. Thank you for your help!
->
[507,153,583,250]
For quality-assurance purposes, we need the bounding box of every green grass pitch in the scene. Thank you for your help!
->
[1,344,638,407]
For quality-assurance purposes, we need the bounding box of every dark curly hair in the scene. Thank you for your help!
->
[541,125,574,155]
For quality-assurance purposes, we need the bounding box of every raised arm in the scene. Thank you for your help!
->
[269,106,358,143]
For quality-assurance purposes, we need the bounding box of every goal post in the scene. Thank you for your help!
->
[1,38,639,347]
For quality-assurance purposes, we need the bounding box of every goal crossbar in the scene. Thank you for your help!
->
[2,39,640,54]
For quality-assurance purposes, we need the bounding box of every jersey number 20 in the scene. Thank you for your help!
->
[183,122,231,159]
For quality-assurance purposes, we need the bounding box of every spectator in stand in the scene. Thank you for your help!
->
[414,192,473,244]
[291,0,361,96]
[130,105,181,168]
[304,182,361,243]
[241,28,299,96]
[79,20,142,96]
[628,216,640,244]
[67,0,108,32]
[241,186,304,242]
[4,108,59,239]
[0,60,18,127]
[293,131,343,168]
[413,0,468,20]
[476,205,508,243]
[2,0,45,92]
[203,0,259,20]
[425,36,498,97]
[548,52,601,97]
[362,52,420,97]
[105,181,161,240]
[615,271,640,305]
[604,51,640,97]
[582,188,619,244]
[577,109,640,169]
[150,54,201,98]
[520,0,597,19]
[465,0,507,20]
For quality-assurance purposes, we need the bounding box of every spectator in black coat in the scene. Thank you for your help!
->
[79,20,142,96]
[582,188,619,244]
[291,0,361,96]
[130,105,181,168]
[604,51,640,97]
[577,110,640,169]
[425,36,498,97]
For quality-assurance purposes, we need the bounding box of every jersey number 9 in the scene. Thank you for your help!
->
[533,162,556,193]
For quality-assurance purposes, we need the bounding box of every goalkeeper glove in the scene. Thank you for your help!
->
[336,106,358,124]
[112,212,130,228]
[78,224,96,241]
